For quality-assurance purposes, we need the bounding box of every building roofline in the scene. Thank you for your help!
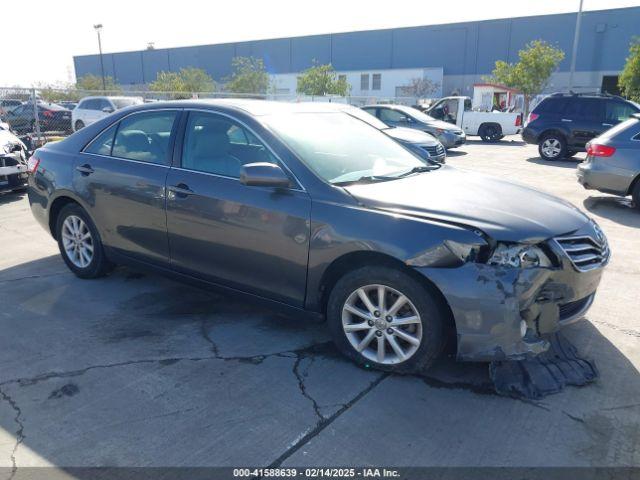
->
[73,5,640,60]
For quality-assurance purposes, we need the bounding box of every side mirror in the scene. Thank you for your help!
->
[240,162,291,188]
[102,107,114,113]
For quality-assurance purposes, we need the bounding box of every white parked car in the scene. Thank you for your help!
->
[72,96,143,131]
[425,96,523,142]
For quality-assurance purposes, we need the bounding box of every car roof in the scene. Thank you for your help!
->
[119,98,370,116]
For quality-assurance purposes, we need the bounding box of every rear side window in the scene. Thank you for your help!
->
[85,124,118,155]
[112,111,178,164]
[534,98,569,114]
[379,108,409,123]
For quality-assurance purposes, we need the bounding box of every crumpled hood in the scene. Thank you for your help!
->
[345,165,589,242]
[385,127,439,146]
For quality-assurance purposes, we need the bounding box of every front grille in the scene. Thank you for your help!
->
[554,234,609,272]
[559,294,593,321]
[421,144,445,157]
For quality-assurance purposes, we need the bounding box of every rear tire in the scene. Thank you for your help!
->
[326,266,446,373]
[55,203,113,279]
[479,124,503,143]
[538,133,567,160]
[74,120,85,131]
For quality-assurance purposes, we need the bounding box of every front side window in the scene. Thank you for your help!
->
[112,111,177,164]
[182,112,278,178]
[263,112,426,185]
[379,108,409,123]
[606,101,637,124]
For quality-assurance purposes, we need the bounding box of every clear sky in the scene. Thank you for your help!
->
[2,0,639,86]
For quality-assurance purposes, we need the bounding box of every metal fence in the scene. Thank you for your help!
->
[0,86,419,145]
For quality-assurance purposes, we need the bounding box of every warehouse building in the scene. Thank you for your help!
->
[73,6,640,99]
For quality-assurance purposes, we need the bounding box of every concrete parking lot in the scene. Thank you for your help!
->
[0,137,638,474]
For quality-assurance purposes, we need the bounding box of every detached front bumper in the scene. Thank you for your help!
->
[0,153,28,192]
[416,235,608,362]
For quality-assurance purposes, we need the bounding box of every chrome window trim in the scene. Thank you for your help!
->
[78,151,171,169]
[81,107,183,166]
[183,108,306,192]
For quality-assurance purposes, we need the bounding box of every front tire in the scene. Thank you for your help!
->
[326,266,446,373]
[539,133,567,160]
[56,204,113,278]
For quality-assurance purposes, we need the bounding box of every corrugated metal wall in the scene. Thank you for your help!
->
[73,7,640,85]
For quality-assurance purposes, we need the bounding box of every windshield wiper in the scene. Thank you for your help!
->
[395,165,441,177]
[333,175,398,186]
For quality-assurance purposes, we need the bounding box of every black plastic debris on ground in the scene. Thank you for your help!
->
[490,332,599,399]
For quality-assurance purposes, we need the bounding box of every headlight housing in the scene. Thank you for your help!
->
[488,243,552,268]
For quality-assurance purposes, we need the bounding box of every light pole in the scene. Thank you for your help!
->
[568,0,584,92]
[94,24,106,91]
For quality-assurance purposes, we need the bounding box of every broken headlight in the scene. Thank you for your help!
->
[488,243,552,268]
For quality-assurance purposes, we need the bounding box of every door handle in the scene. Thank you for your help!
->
[168,183,194,198]
[76,164,94,175]
[602,123,613,127]
[561,118,573,122]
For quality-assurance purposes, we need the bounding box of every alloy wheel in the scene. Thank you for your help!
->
[341,284,423,365]
[61,215,94,268]
[541,138,562,158]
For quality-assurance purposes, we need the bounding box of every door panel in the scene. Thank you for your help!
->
[73,109,180,265]
[165,110,311,306]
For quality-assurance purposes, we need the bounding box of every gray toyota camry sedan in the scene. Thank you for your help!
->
[27,99,609,372]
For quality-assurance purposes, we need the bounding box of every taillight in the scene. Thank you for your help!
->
[527,113,539,123]
[586,143,616,157]
[515,114,522,127]
[42,110,54,118]
[27,155,40,174]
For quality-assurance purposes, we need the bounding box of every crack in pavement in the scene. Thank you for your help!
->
[267,373,388,470]
[0,386,24,480]
[292,354,323,421]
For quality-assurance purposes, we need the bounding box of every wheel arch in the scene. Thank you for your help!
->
[48,194,95,240]
[539,128,568,143]
[479,122,502,134]
[316,251,457,340]
[626,172,640,196]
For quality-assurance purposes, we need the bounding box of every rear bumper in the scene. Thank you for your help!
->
[521,126,539,144]
[577,158,635,195]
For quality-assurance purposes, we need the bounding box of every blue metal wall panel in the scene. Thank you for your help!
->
[197,44,235,79]
[392,26,468,74]
[331,29,393,70]
[248,38,291,73]
[168,46,199,72]
[112,52,143,84]
[142,49,170,83]
[291,35,331,70]
[475,20,512,74]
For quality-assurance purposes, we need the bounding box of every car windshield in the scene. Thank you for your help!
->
[393,105,436,122]
[112,98,143,109]
[263,112,428,185]
[343,108,390,130]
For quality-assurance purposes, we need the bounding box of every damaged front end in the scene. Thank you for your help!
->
[409,221,609,362]
[0,133,29,193]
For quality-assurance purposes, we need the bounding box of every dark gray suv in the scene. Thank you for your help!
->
[27,100,609,372]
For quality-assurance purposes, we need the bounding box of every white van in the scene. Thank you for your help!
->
[72,96,143,131]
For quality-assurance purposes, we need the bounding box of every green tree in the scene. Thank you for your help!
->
[619,37,640,102]
[296,63,350,96]
[225,57,269,94]
[485,40,565,114]
[76,74,121,92]
[149,68,215,98]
